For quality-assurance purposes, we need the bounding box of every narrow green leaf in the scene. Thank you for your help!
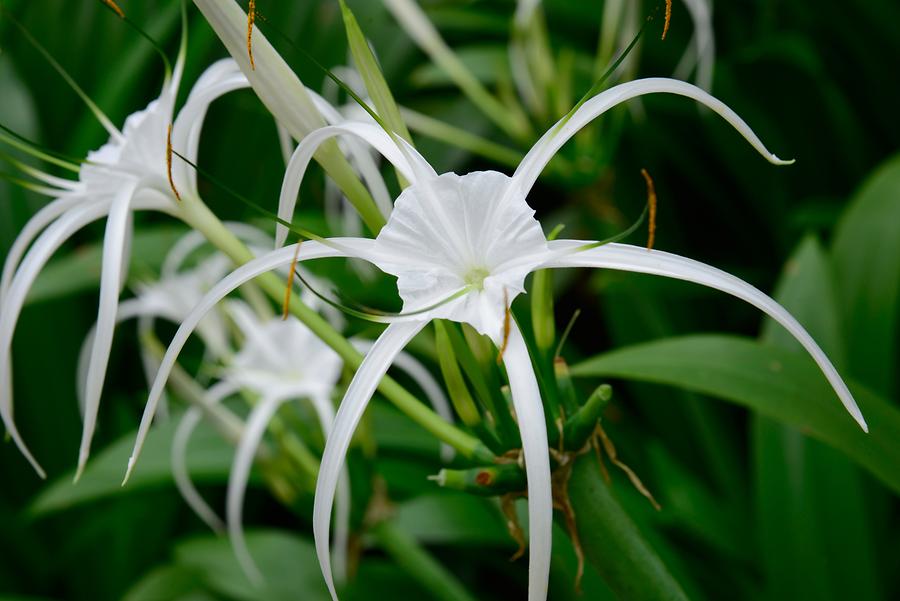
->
[433,321,480,427]
[338,0,411,143]
[571,335,900,495]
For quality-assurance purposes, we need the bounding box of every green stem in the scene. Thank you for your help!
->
[568,456,688,601]
[181,199,493,464]
[371,520,479,601]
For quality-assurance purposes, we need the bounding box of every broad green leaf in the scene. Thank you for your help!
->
[392,493,509,546]
[174,530,329,601]
[338,0,412,142]
[755,236,880,601]
[571,335,900,495]
[123,565,212,601]
[26,226,187,305]
[31,415,233,515]
[831,152,900,397]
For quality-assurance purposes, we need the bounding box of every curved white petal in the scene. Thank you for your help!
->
[545,241,867,431]
[124,238,380,483]
[76,298,148,418]
[226,394,290,583]
[512,78,792,198]
[313,321,424,601]
[276,122,434,248]
[352,339,455,461]
[76,184,138,481]
[1,194,85,301]
[172,380,240,534]
[502,320,553,601]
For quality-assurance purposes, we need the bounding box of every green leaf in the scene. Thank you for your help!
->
[338,0,412,143]
[123,565,212,601]
[755,236,881,600]
[571,335,900,495]
[831,152,900,397]
[174,530,329,601]
[26,225,188,305]
[31,415,233,516]
[391,493,509,547]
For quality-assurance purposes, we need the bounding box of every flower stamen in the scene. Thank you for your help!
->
[641,168,657,250]
[496,289,512,364]
[282,241,302,320]
[166,123,182,201]
[101,0,125,19]
[662,0,672,40]
[247,0,257,70]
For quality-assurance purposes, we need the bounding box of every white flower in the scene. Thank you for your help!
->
[130,68,867,601]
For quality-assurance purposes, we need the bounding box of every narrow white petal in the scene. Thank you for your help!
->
[192,0,329,141]
[160,222,271,279]
[0,203,109,477]
[502,321,553,601]
[1,195,84,301]
[512,78,793,198]
[314,322,424,601]
[77,185,138,481]
[353,339,455,461]
[76,298,147,419]
[227,394,290,583]
[276,122,433,248]
[306,90,393,217]
[546,241,868,431]
[674,0,715,91]
[124,238,378,483]
[172,381,240,535]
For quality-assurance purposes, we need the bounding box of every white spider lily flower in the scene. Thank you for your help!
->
[133,77,865,600]
[168,299,453,585]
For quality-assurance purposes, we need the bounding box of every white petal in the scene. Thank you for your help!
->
[227,394,290,583]
[354,339,455,461]
[276,122,434,248]
[192,0,329,141]
[1,194,84,302]
[313,322,424,601]
[512,78,793,198]
[172,380,239,534]
[545,241,868,431]
[502,321,553,601]
[124,238,378,483]
[77,185,138,481]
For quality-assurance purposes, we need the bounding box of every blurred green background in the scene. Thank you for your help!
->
[1,0,898,599]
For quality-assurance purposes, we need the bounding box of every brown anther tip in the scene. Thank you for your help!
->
[662,0,672,40]
[247,0,257,70]
[640,168,657,250]
[102,0,125,19]
[496,289,512,364]
[165,124,182,202]
[282,242,302,320]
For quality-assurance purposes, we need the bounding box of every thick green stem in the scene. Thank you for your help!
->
[371,520,479,601]
[568,456,688,601]
[181,199,493,464]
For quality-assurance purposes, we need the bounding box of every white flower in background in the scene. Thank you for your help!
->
[128,67,868,601]
[169,299,453,586]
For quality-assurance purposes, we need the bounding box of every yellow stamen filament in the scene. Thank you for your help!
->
[101,0,125,19]
[496,289,512,364]
[166,124,182,202]
[641,168,657,250]
[247,0,256,70]
[282,241,302,320]
[662,0,672,40]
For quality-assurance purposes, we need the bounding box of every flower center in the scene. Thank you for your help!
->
[463,267,491,291]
